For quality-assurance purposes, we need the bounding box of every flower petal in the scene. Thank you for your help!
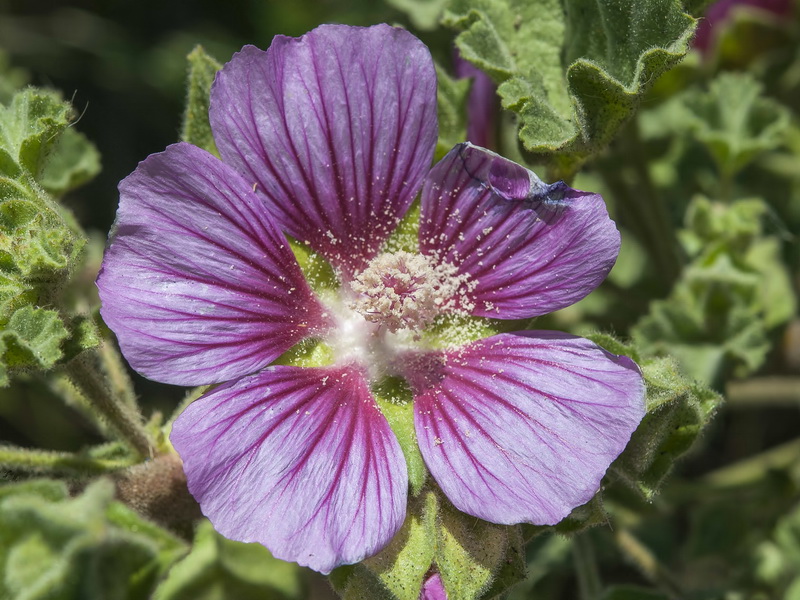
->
[170,365,408,574]
[420,573,448,600]
[410,332,644,525]
[210,24,438,278]
[97,143,327,386]
[420,143,620,318]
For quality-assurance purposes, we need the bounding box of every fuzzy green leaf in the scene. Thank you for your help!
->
[153,520,303,600]
[444,0,696,171]
[39,127,102,197]
[636,196,790,384]
[0,191,84,285]
[0,88,73,177]
[0,305,69,386]
[682,73,790,177]
[181,46,222,155]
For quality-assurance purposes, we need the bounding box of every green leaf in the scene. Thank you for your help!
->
[0,478,186,600]
[605,351,722,499]
[0,88,73,177]
[444,0,696,173]
[153,520,304,600]
[635,196,791,384]
[682,73,790,177]
[0,191,84,284]
[61,314,102,362]
[0,306,69,386]
[39,126,102,197]
[181,46,222,154]
[435,64,471,160]
[386,0,449,29]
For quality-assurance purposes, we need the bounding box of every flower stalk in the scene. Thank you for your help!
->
[63,347,154,458]
[0,445,137,475]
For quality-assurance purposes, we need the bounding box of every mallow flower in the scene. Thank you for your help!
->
[97,24,645,574]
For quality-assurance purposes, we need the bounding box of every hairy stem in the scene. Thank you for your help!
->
[615,529,684,599]
[63,348,154,458]
[572,534,602,600]
[0,445,137,476]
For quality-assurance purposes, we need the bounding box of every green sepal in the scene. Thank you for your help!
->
[588,335,722,500]
[0,478,187,600]
[39,126,102,197]
[522,495,609,542]
[444,0,696,175]
[153,520,304,600]
[332,488,525,600]
[0,88,73,177]
[373,377,429,496]
[436,495,520,600]
[181,46,222,155]
[0,305,69,386]
[435,64,471,161]
[682,73,790,178]
[333,492,437,600]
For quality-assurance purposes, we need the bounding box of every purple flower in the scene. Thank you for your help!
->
[454,50,497,149]
[97,24,645,574]
[420,573,447,600]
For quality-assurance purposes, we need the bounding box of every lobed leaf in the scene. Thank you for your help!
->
[682,73,790,177]
[444,0,696,172]
[0,306,69,386]
[0,88,72,177]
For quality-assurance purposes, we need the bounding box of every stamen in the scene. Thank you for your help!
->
[349,251,474,332]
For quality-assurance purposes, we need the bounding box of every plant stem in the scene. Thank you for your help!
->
[702,437,800,488]
[0,445,136,475]
[572,533,602,600]
[603,118,684,289]
[725,376,800,407]
[615,529,684,599]
[63,348,154,458]
[98,340,139,410]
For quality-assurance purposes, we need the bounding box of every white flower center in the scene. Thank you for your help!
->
[348,251,473,333]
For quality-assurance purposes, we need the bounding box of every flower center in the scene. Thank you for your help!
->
[348,250,473,333]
